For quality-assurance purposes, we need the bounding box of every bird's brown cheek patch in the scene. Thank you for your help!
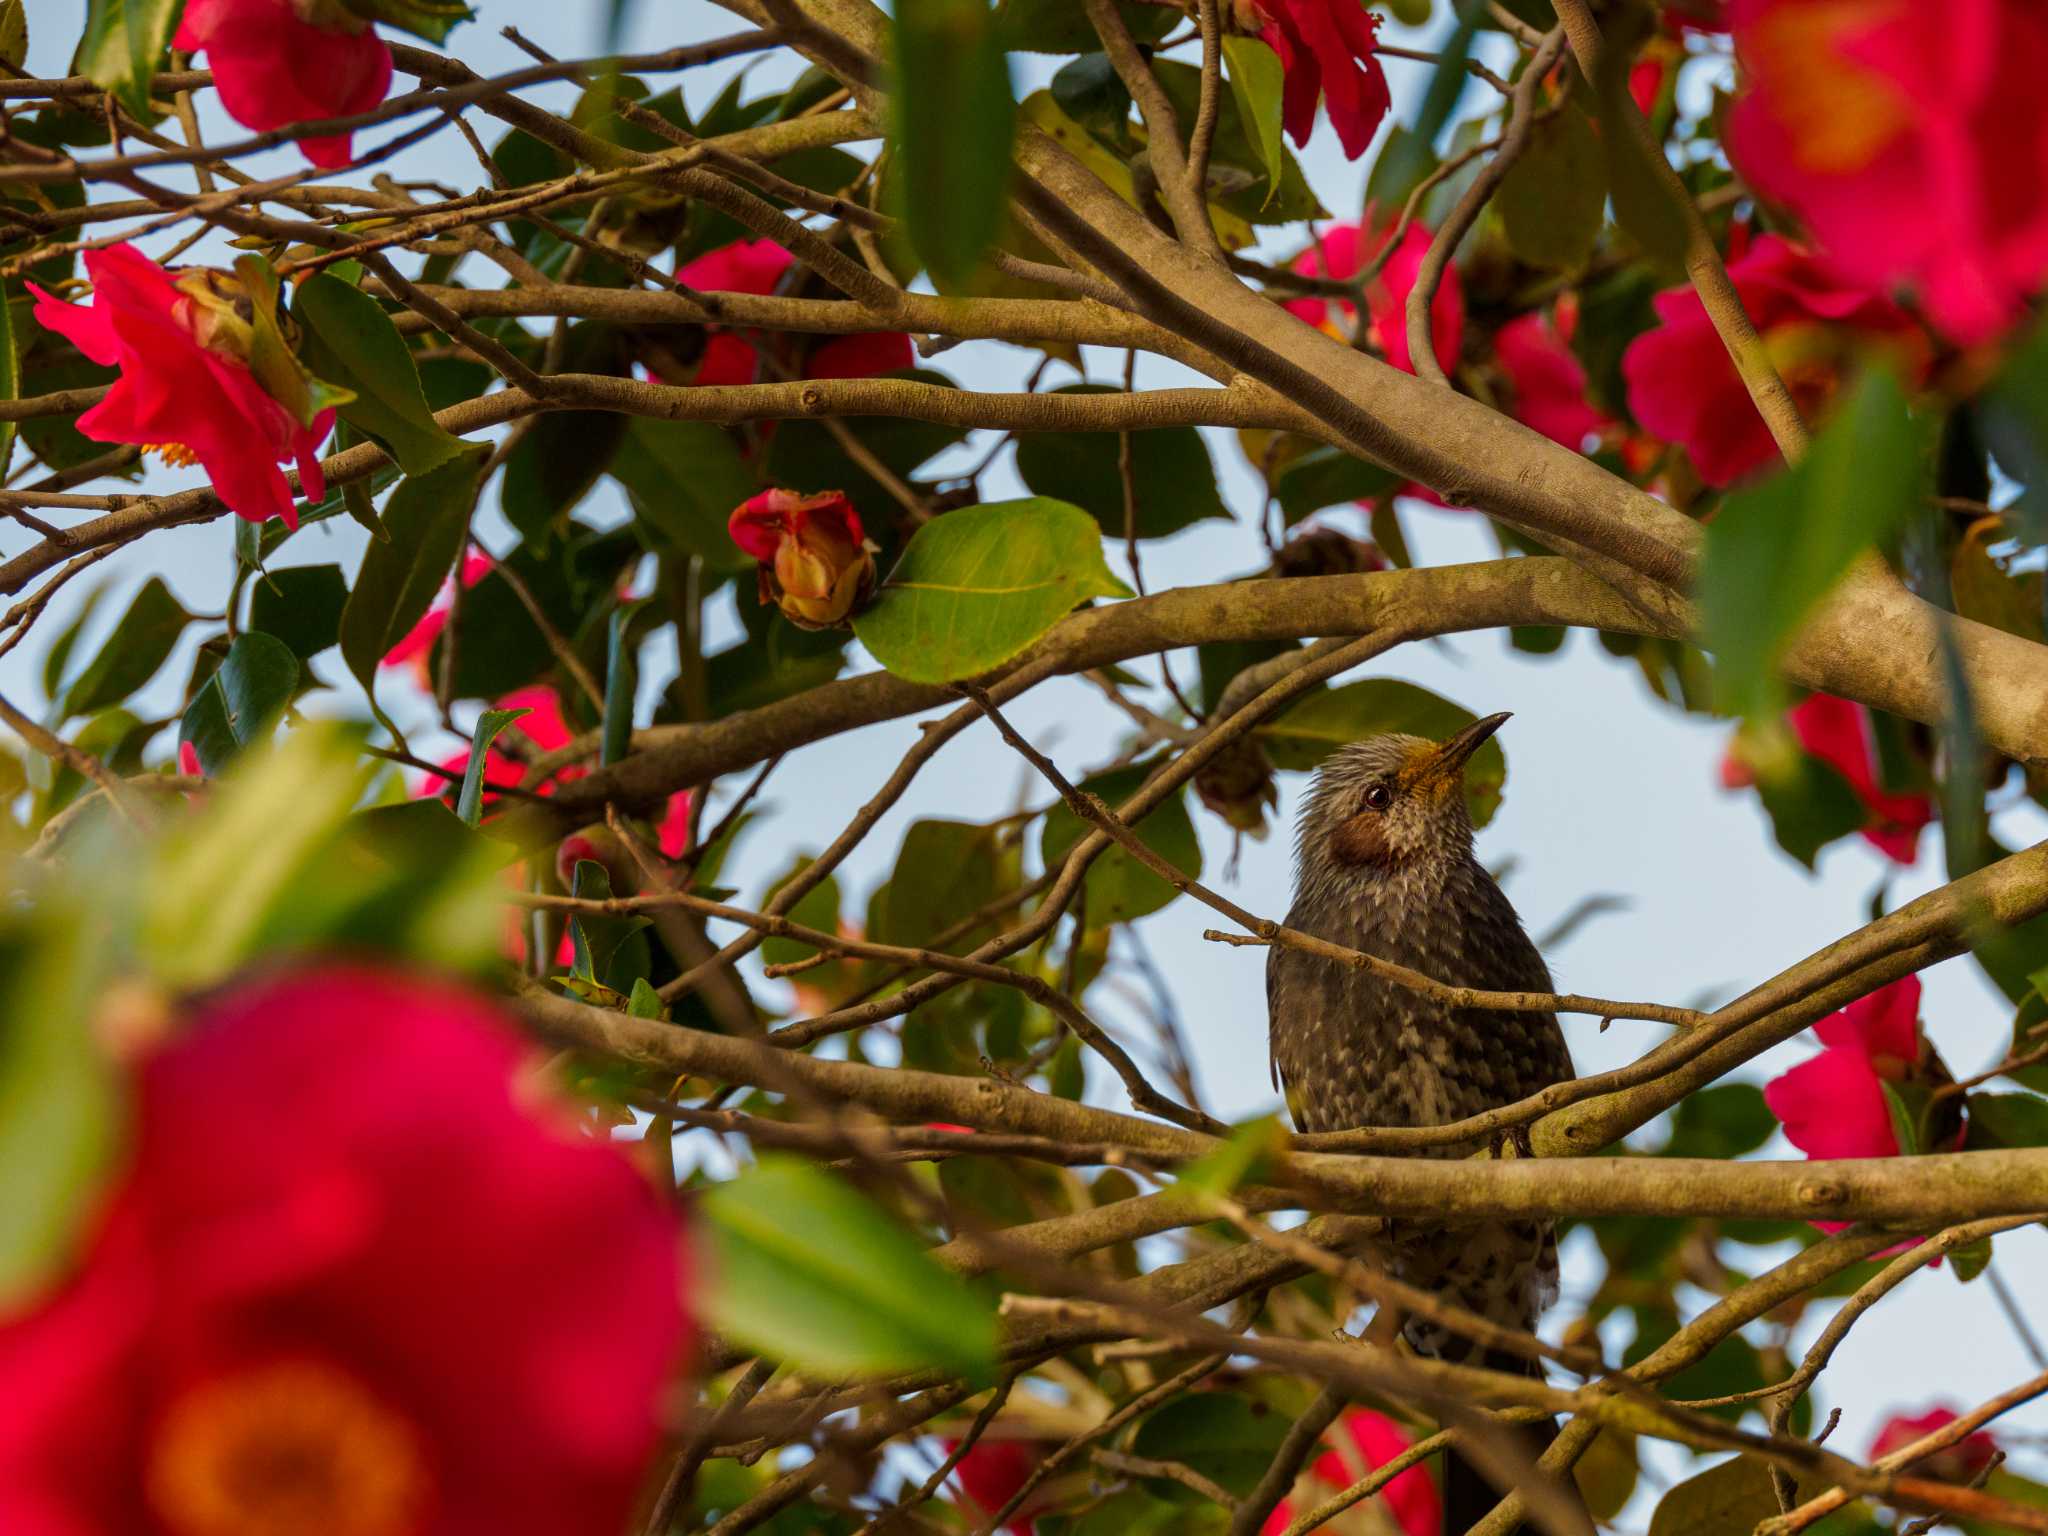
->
[1330,812,1392,866]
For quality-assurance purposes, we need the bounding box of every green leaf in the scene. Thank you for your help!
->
[1949,1233,1993,1283]
[0,0,25,72]
[454,706,532,828]
[249,563,350,660]
[41,583,110,704]
[700,1157,998,1378]
[1256,680,1509,826]
[1177,1115,1286,1196]
[1040,761,1202,924]
[1964,1091,2048,1148]
[892,0,1016,289]
[601,604,639,769]
[1151,59,1324,225]
[871,819,1003,947]
[610,419,757,570]
[61,575,192,720]
[1749,747,1869,870]
[346,0,473,45]
[1049,53,1131,139]
[852,497,1130,684]
[1374,0,1483,202]
[1222,37,1286,201]
[1662,1084,1776,1160]
[993,0,1174,52]
[1272,446,1403,525]
[338,452,485,701]
[1981,315,2048,546]
[293,274,468,477]
[77,0,180,117]
[628,976,668,1020]
[177,633,300,776]
[1498,100,1606,270]
[0,278,16,478]
[1650,1456,1825,1536]
[1699,372,1926,718]
[1014,387,1229,539]
[1130,1394,1290,1501]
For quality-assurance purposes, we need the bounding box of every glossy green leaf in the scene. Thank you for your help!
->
[349,0,473,45]
[1499,100,1606,270]
[1223,37,1286,200]
[454,706,532,828]
[1040,761,1202,924]
[249,563,350,660]
[178,633,300,777]
[1965,1091,2048,1148]
[1014,387,1229,539]
[1151,58,1324,225]
[1700,372,1925,718]
[601,604,639,769]
[892,0,1016,288]
[852,498,1130,684]
[700,1157,998,1378]
[62,576,192,720]
[77,0,180,117]
[1256,679,1509,825]
[339,452,485,701]
[293,274,468,476]
[610,419,756,570]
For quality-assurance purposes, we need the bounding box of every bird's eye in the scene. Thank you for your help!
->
[1362,783,1393,812]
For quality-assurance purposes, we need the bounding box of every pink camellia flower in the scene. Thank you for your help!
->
[0,965,690,1536]
[1726,0,2048,344]
[383,550,493,685]
[1494,310,1612,453]
[1787,693,1934,862]
[946,1437,1047,1535]
[676,239,914,386]
[30,245,342,526]
[1264,1408,1441,1536]
[1622,233,1930,487]
[1285,219,1464,378]
[728,488,879,629]
[174,0,394,168]
[1869,1406,2001,1481]
[1235,0,1390,158]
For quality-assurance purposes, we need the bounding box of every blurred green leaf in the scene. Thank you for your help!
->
[294,274,468,477]
[1375,0,1483,200]
[893,0,1015,288]
[993,0,1173,52]
[1700,372,1925,718]
[1130,1393,1289,1501]
[1975,318,2048,546]
[1662,1084,1776,1160]
[349,0,473,45]
[178,633,299,777]
[501,325,630,539]
[1040,760,1201,924]
[602,604,639,769]
[42,583,111,705]
[700,1157,998,1378]
[1651,1455,1825,1536]
[249,563,349,661]
[1575,1429,1640,1524]
[1256,679,1509,826]
[1964,1091,2048,1148]
[1177,1115,1286,1196]
[0,0,24,71]
[62,575,191,720]
[339,452,485,705]
[871,819,1003,947]
[853,498,1130,683]
[0,277,16,477]
[1499,99,1606,270]
[77,0,179,118]
[1273,446,1404,525]
[1014,387,1229,539]
[611,419,757,569]
[1050,52,1131,139]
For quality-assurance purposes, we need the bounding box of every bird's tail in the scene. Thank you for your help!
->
[1441,1349,1566,1536]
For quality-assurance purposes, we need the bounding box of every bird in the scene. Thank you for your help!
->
[1266,713,1576,1536]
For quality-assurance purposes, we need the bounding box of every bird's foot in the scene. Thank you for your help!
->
[1487,1122,1536,1161]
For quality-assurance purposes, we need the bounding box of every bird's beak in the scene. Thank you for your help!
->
[1422,712,1512,788]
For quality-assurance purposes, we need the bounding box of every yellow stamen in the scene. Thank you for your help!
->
[141,442,203,470]
[146,1359,429,1536]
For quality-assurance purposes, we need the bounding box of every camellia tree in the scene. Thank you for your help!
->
[4,0,2048,1533]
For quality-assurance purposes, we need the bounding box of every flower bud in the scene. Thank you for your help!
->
[727,488,879,629]
[1195,737,1280,839]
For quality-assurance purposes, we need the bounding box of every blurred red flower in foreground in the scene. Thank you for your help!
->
[676,239,914,386]
[1727,0,2048,344]
[1622,234,1929,487]
[174,0,395,168]
[30,245,340,526]
[0,965,689,1536]
[1869,1406,2001,1481]
[1724,694,1933,863]
[1235,0,1390,158]
[729,488,879,629]
[1285,219,1464,378]
[946,1437,1046,1535]
[1264,1407,1441,1536]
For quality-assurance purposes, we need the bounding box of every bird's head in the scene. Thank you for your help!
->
[1295,713,1510,879]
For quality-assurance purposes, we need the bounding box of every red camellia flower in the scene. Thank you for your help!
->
[1622,233,1929,487]
[1726,0,2048,344]
[1763,975,1927,1232]
[946,1437,1046,1535]
[1869,1406,2001,1481]
[1235,0,1391,159]
[1264,1408,1441,1536]
[676,239,914,386]
[1494,310,1612,453]
[728,488,879,629]
[30,245,342,526]
[173,0,393,169]
[0,965,690,1536]
[1285,219,1464,378]
[175,0,394,168]
[1786,693,1934,862]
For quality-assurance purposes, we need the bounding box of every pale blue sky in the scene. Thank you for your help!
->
[10,0,2044,1510]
